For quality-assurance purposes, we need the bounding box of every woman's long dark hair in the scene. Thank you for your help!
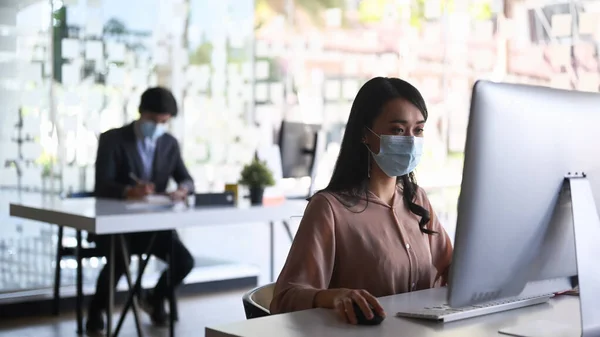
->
[322,77,435,235]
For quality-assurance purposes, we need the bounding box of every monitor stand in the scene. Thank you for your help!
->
[499,173,600,337]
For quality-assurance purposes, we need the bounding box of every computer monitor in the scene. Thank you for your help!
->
[278,121,326,196]
[278,121,321,178]
[447,80,600,330]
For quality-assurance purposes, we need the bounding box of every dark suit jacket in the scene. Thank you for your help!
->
[94,122,195,199]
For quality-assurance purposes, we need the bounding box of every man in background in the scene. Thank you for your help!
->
[87,87,195,334]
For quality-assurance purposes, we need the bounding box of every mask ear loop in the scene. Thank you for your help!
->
[363,143,371,179]
[367,152,371,178]
[364,127,378,179]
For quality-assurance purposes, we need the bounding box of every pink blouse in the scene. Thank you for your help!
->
[270,186,453,314]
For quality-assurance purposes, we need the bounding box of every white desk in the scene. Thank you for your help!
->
[205,288,582,337]
[9,196,307,234]
[9,195,307,283]
[9,195,307,337]
[9,195,307,285]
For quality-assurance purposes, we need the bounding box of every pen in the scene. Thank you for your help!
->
[129,172,143,185]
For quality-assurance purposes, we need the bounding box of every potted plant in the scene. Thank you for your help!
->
[239,158,275,205]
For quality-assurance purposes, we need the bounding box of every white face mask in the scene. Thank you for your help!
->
[365,127,424,177]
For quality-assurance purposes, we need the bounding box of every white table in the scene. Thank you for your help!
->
[10,195,306,281]
[9,195,307,337]
[9,195,307,234]
[205,288,582,337]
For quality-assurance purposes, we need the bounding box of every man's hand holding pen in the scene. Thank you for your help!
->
[128,172,189,205]
[126,173,155,199]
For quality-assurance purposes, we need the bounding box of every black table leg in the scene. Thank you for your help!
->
[76,230,83,334]
[53,226,63,316]
[137,253,143,289]
[115,235,143,337]
[269,221,275,282]
[107,235,115,337]
[282,220,294,242]
[113,233,157,336]
[168,231,175,337]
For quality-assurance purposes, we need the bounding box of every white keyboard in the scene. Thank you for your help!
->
[396,294,554,323]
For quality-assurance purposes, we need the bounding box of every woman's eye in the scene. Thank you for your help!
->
[392,128,404,134]
[415,128,424,134]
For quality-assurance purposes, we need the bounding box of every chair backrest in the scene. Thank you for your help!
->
[242,283,275,319]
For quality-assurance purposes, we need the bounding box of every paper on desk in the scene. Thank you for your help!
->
[125,195,175,211]
[499,320,577,337]
[145,195,173,204]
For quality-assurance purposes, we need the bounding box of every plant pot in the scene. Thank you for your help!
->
[249,186,265,206]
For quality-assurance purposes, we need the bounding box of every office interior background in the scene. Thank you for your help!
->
[0,0,595,313]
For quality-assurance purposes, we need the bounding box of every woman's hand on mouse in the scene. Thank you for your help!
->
[314,288,386,324]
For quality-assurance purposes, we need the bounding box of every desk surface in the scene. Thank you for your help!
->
[205,288,581,337]
[9,195,307,234]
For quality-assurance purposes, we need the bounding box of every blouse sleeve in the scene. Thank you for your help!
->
[269,193,336,314]
[422,191,453,286]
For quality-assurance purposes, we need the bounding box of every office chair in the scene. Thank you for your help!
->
[242,283,275,319]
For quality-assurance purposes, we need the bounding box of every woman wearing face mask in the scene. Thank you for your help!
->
[270,77,453,324]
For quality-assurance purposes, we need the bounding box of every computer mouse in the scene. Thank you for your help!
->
[352,302,385,325]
